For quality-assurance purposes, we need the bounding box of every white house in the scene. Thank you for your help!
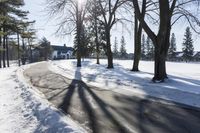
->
[51,44,74,59]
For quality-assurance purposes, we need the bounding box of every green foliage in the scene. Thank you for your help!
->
[38,37,52,60]
[120,36,127,58]
[168,33,177,60]
[73,25,94,58]
[87,0,106,56]
[182,27,194,62]
[113,37,118,58]
[146,36,154,60]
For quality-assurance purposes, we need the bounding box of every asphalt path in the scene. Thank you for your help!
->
[24,62,200,133]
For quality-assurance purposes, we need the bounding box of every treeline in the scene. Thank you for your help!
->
[0,0,35,68]
[46,0,200,82]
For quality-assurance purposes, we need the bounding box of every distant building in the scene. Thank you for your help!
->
[173,51,200,61]
[193,51,200,61]
[51,44,74,60]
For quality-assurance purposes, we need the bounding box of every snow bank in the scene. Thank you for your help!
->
[0,63,86,133]
[49,59,200,108]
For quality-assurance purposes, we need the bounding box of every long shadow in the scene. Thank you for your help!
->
[58,80,76,113]
[83,82,129,133]
[113,94,200,133]
[58,65,129,133]
[77,80,99,133]
[58,67,99,132]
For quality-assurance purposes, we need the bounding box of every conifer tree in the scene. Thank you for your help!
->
[0,0,30,67]
[146,36,150,60]
[146,36,154,60]
[120,36,127,58]
[182,27,194,62]
[113,37,118,58]
[168,33,176,60]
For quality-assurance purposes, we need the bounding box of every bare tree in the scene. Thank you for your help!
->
[97,0,126,68]
[46,0,88,67]
[132,0,146,71]
[132,0,200,82]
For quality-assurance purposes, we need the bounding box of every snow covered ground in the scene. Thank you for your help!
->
[1,59,199,132]
[0,63,86,133]
[49,59,200,108]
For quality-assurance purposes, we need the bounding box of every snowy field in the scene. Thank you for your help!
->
[50,59,200,108]
[0,63,86,133]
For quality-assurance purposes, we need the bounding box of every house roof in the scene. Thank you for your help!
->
[51,45,73,51]
[175,51,200,58]
[194,51,200,57]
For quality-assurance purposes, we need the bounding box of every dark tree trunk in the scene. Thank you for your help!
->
[28,38,33,63]
[152,1,171,82]
[132,0,174,82]
[132,0,146,71]
[17,33,20,66]
[77,22,81,67]
[3,28,6,68]
[106,28,113,68]
[94,1,100,64]
[30,45,33,63]
[6,36,9,67]
[95,25,100,65]
[132,16,141,71]
[76,8,82,67]
[0,33,2,68]
[21,38,26,65]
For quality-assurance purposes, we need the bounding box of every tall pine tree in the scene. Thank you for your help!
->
[120,36,127,58]
[146,36,154,60]
[182,27,194,62]
[168,33,176,60]
[0,0,30,67]
[113,37,118,58]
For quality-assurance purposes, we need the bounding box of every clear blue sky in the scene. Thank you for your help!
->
[23,0,200,53]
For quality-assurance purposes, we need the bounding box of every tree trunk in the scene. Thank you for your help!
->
[106,28,113,68]
[132,0,146,71]
[6,36,9,67]
[132,16,142,71]
[76,10,82,67]
[22,38,26,65]
[95,28,100,64]
[30,45,32,63]
[94,1,100,64]
[17,33,20,66]
[0,34,2,68]
[77,23,81,67]
[132,0,174,82]
[3,28,6,68]
[153,1,171,82]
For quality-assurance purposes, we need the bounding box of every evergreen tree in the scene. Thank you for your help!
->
[182,27,194,62]
[0,0,31,67]
[146,36,150,59]
[113,37,118,58]
[120,36,127,58]
[74,25,94,58]
[87,0,104,64]
[38,37,52,60]
[141,34,146,59]
[168,33,177,60]
[146,36,154,60]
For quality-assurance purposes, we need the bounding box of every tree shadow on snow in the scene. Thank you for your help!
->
[58,68,128,133]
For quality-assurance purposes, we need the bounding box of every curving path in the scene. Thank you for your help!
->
[24,62,200,133]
